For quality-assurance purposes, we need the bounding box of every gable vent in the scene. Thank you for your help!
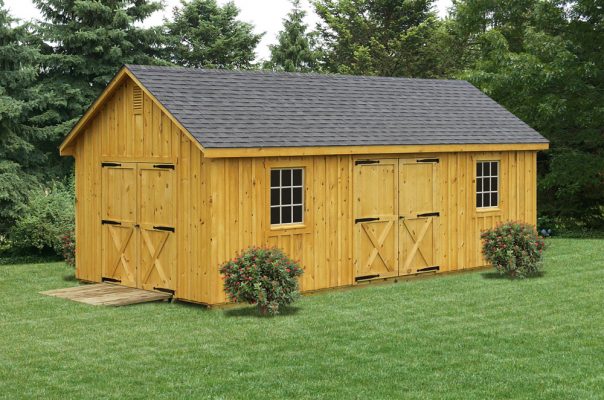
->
[133,86,143,115]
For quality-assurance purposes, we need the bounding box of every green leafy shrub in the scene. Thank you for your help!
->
[220,246,304,315]
[10,183,74,256]
[481,222,546,278]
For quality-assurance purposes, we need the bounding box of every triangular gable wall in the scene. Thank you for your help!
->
[60,67,204,156]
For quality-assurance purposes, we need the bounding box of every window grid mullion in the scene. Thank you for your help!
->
[477,161,499,208]
[271,168,304,226]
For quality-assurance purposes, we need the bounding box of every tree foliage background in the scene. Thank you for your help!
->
[0,0,602,256]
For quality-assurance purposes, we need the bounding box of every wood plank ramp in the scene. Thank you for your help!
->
[41,283,172,306]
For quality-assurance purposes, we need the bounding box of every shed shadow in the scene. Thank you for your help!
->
[63,273,77,282]
[481,271,546,280]
[223,306,302,318]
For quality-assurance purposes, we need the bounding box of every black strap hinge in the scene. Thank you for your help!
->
[355,217,380,224]
[153,225,175,232]
[102,220,122,225]
[355,160,380,166]
[417,266,440,273]
[153,164,175,169]
[417,158,439,163]
[355,274,380,282]
[417,212,440,218]
[153,287,175,295]
[101,162,122,167]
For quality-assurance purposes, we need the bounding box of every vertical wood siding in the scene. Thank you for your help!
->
[71,77,539,305]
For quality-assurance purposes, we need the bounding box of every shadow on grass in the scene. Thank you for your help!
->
[481,271,546,280]
[223,305,302,318]
[63,273,77,282]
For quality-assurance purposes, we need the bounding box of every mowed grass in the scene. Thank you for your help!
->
[1,239,604,399]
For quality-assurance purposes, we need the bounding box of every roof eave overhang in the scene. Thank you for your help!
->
[202,142,550,158]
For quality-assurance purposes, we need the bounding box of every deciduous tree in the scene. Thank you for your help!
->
[313,0,450,77]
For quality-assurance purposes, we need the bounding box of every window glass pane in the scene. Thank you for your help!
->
[282,206,292,224]
[270,207,280,225]
[270,167,304,226]
[271,170,280,187]
[491,192,498,207]
[476,177,482,192]
[293,169,302,186]
[293,206,303,223]
[483,193,490,207]
[491,162,498,176]
[492,177,498,191]
[282,188,292,205]
[477,162,482,177]
[270,189,280,206]
[293,187,303,204]
[476,193,482,208]
[281,169,292,186]
[485,177,492,191]
[483,162,490,176]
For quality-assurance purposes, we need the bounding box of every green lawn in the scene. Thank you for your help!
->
[1,239,603,399]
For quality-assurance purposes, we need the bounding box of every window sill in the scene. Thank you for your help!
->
[267,223,310,236]
[476,207,502,216]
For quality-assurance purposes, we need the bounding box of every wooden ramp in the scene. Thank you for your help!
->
[41,283,172,306]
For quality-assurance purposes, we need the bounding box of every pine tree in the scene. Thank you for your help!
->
[266,0,321,72]
[0,1,43,229]
[164,0,263,69]
[32,0,167,155]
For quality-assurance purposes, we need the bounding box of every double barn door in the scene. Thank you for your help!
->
[354,158,440,280]
[101,162,176,292]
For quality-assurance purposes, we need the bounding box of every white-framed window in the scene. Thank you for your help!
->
[270,168,304,225]
[476,161,499,208]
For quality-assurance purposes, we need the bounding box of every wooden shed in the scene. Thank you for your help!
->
[60,65,549,305]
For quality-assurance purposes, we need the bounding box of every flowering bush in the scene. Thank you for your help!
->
[220,246,304,315]
[61,229,75,268]
[481,221,546,278]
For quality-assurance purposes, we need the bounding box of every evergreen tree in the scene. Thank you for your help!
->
[0,1,43,230]
[266,0,321,72]
[164,0,263,68]
[313,0,449,77]
[32,0,167,160]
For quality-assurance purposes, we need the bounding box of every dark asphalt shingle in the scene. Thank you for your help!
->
[126,65,548,149]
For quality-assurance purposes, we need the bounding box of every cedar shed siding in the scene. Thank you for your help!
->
[63,66,547,305]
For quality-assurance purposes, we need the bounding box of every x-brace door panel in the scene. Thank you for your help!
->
[101,162,138,287]
[139,225,175,291]
[398,159,440,275]
[353,159,398,279]
[137,163,176,291]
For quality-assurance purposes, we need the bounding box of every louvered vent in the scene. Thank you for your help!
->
[133,86,143,114]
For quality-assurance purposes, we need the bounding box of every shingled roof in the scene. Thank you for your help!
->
[125,64,547,149]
